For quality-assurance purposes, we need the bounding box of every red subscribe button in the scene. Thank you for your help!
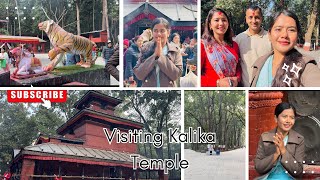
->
[7,90,67,103]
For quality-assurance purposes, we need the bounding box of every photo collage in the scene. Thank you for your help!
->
[0,0,319,180]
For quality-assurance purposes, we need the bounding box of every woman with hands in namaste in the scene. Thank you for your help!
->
[254,102,305,179]
[134,18,182,87]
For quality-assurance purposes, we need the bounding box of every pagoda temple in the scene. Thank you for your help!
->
[123,0,197,41]
[9,91,166,180]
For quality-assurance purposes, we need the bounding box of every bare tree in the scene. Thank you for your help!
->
[14,0,21,36]
[76,0,81,35]
[304,0,318,50]
[102,0,110,39]
[93,0,95,31]
[316,24,319,49]
[41,5,68,26]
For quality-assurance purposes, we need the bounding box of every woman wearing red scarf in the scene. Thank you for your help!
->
[201,8,241,87]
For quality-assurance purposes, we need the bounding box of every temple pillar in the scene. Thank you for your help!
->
[21,159,35,180]
[41,43,45,53]
[249,91,284,179]
[32,44,37,53]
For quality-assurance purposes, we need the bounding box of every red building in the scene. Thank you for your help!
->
[0,35,46,53]
[81,30,108,47]
[123,0,197,41]
[9,91,165,180]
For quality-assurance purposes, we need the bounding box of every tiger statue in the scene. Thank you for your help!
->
[38,20,97,70]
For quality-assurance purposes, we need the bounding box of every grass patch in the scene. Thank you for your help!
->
[51,65,104,76]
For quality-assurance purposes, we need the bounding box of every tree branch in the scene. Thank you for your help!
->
[57,8,67,24]
[63,21,77,28]
[185,109,206,132]
[225,109,245,126]
[41,7,51,20]
[131,92,152,133]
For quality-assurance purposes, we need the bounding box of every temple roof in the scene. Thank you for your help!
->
[124,1,197,23]
[24,143,144,162]
[13,143,146,167]
[34,134,85,145]
[56,108,144,135]
[73,91,123,110]
[0,35,46,43]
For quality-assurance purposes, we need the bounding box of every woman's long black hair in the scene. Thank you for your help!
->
[275,102,296,117]
[271,10,308,87]
[141,17,171,60]
[169,33,180,43]
[202,7,233,47]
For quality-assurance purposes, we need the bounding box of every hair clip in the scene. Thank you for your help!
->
[283,74,292,87]
[290,63,302,78]
[282,63,289,72]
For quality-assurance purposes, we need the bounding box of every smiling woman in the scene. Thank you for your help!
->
[254,102,305,179]
[133,18,182,87]
[251,10,320,87]
[201,8,241,87]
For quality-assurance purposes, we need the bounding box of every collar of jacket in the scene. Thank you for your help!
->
[250,51,273,86]
[167,42,180,52]
[244,28,267,38]
[252,51,274,72]
[250,50,317,87]
[261,128,304,145]
[130,43,140,51]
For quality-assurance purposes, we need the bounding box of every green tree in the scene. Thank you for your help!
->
[0,0,119,41]
[304,0,318,49]
[0,90,181,178]
[185,91,245,151]
[201,0,317,43]
[0,100,37,172]
[0,90,88,172]
[118,90,181,179]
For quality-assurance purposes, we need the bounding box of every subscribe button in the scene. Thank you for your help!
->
[7,90,67,103]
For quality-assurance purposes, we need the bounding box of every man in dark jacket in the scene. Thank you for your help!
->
[105,47,119,81]
[102,41,114,65]
[184,32,197,76]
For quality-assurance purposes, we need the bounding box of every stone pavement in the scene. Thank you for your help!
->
[297,48,320,68]
[184,148,246,180]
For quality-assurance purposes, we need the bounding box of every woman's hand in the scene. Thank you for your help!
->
[125,76,136,87]
[217,77,238,87]
[272,146,281,164]
[230,77,238,87]
[154,37,162,57]
[273,132,286,155]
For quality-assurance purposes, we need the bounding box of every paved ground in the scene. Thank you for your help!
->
[9,53,119,86]
[184,148,246,180]
[297,48,320,68]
